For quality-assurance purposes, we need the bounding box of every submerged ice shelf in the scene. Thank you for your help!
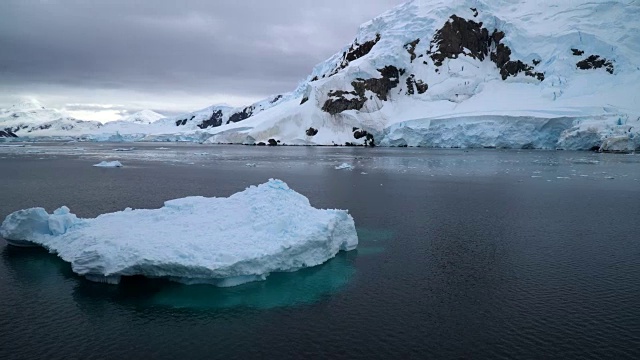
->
[0,179,358,286]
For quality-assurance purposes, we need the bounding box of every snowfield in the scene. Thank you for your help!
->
[0,180,358,286]
[2,0,639,151]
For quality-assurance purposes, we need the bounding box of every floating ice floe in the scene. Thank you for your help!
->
[335,163,354,170]
[245,163,257,167]
[0,179,358,286]
[113,147,135,152]
[93,161,123,168]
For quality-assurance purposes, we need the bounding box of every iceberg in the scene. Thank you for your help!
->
[335,163,354,170]
[93,161,123,168]
[0,179,358,286]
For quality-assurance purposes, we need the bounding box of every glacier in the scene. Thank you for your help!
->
[0,179,358,286]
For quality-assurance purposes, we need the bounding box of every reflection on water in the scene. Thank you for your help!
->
[149,251,357,309]
[2,227,393,310]
[2,228,393,309]
[6,241,364,313]
[1,245,76,284]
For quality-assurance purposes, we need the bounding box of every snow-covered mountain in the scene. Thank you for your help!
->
[4,0,640,151]
[0,99,101,137]
[117,110,165,124]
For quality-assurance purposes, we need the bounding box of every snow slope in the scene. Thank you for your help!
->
[5,0,640,151]
[117,110,165,124]
[0,179,358,286]
[0,99,102,137]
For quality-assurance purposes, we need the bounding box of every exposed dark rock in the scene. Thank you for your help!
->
[228,106,255,124]
[321,90,367,115]
[405,77,415,95]
[404,39,420,62]
[470,7,478,17]
[330,33,381,76]
[490,32,545,80]
[352,65,401,101]
[175,119,188,126]
[353,128,375,147]
[197,109,224,129]
[311,76,319,82]
[429,15,492,66]
[430,15,544,81]
[576,55,614,74]
[268,139,278,146]
[5,125,28,134]
[256,142,266,146]
[190,115,195,120]
[270,95,283,104]
[0,129,18,138]
[405,74,429,95]
[532,59,541,66]
[306,127,318,136]
[322,65,402,115]
[571,48,585,56]
[300,96,309,105]
[415,79,428,94]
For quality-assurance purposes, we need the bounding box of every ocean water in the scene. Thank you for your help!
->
[1,143,639,359]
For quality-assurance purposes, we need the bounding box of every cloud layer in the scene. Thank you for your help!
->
[0,0,403,119]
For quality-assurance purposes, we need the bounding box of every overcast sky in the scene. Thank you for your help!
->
[0,0,403,121]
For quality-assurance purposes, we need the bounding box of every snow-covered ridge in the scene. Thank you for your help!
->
[4,0,640,151]
[0,179,358,286]
[0,100,102,138]
[117,110,165,124]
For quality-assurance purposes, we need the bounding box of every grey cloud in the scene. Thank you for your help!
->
[0,0,404,113]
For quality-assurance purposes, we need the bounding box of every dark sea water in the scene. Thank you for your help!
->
[1,143,639,359]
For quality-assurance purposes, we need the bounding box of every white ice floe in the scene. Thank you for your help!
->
[335,163,354,170]
[0,179,358,286]
[93,161,123,168]
[245,163,257,167]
